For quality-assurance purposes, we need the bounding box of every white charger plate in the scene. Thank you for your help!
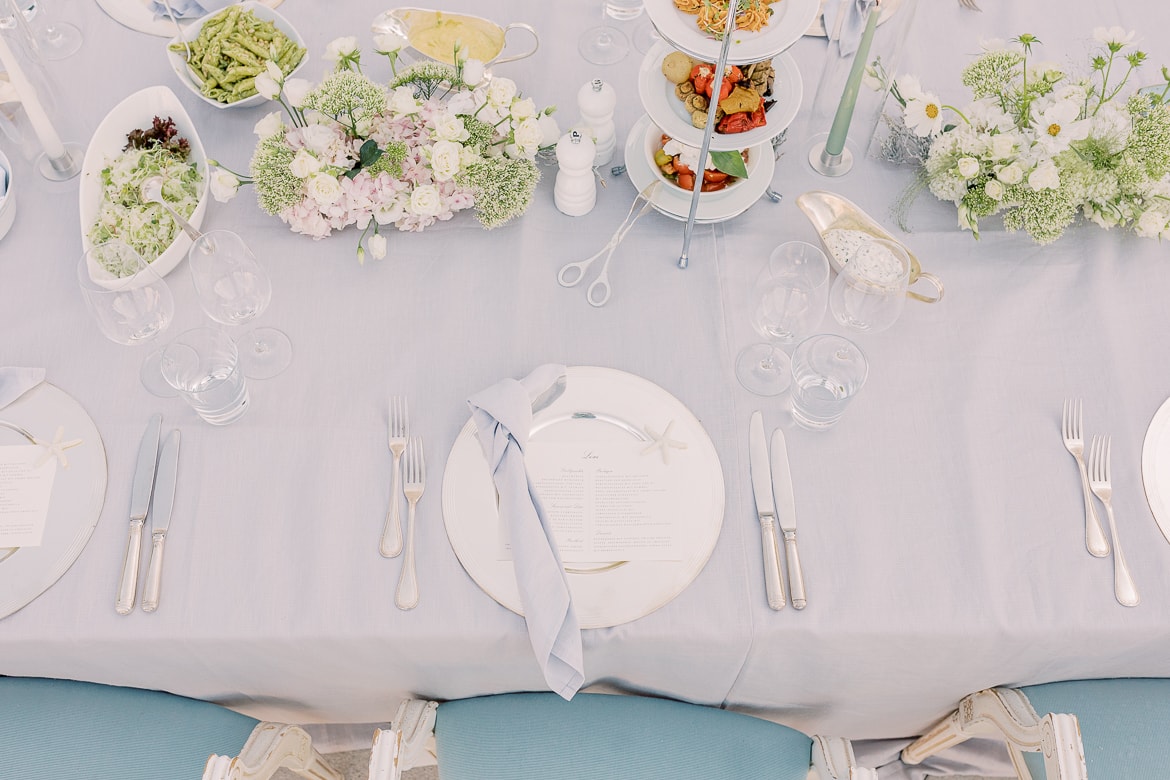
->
[1141,396,1170,545]
[645,0,819,63]
[0,383,107,620]
[638,40,802,152]
[625,114,774,224]
[95,0,284,37]
[78,85,208,289]
[442,366,725,628]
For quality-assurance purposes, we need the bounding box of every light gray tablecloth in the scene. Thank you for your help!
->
[2,1,1170,777]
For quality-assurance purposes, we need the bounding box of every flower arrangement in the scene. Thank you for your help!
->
[209,35,559,261]
[879,28,1170,244]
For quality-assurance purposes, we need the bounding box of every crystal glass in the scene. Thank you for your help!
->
[160,327,250,426]
[736,241,831,396]
[77,241,175,397]
[578,1,631,65]
[790,334,868,430]
[829,237,910,333]
[31,0,82,61]
[188,229,292,379]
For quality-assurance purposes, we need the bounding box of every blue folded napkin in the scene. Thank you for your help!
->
[467,364,584,700]
[0,367,44,409]
[149,0,232,22]
[823,0,879,56]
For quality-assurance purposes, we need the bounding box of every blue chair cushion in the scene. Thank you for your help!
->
[1019,678,1170,780]
[0,676,259,780]
[435,692,813,780]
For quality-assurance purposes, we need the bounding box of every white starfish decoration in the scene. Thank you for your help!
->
[33,426,83,469]
[640,420,688,464]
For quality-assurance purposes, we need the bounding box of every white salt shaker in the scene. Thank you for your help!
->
[554,130,597,217]
[577,78,616,166]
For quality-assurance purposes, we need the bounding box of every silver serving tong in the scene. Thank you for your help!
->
[557,182,660,307]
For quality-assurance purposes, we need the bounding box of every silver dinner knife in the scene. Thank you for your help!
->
[142,429,180,613]
[116,413,162,615]
[771,427,806,610]
[749,411,785,610]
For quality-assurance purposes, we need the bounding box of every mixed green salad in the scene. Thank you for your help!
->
[88,116,202,277]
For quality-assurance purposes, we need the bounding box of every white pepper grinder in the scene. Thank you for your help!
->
[577,78,617,166]
[554,130,597,217]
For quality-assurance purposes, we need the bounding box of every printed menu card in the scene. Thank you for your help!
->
[0,445,57,547]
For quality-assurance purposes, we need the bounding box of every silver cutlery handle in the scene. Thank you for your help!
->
[381,452,404,558]
[1102,504,1139,607]
[115,518,144,615]
[783,530,806,610]
[142,533,166,613]
[395,503,419,610]
[761,518,786,610]
[1076,458,1109,557]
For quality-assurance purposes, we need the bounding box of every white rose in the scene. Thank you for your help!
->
[290,149,322,179]
[984,178,1004,200]
[433,112,469,142]
[209,169,240,203]
[324,36,359,63]
[444,90,477,117]
[300,124,337,155]
[461,59,485,87]
[253,111,284,138]
[374,199,405,225]
[1027,159,1060,191]
[957,157,980,178]
[460,144,483,168]
[512,117,543,156]
[998,162,1023,185]
[368,233,388,259]
[389,86,419,116]
[408,184,444,217]
[374,32,407,54]
[487,77,517,107]
[429,140,463,181]
[510,97,536,121]
[306,172,342,206]
[283,78,312,108]
[990,134,1015,160]
[1136,209,1168,238]
[255,70,281,100]
[538,113,561,146]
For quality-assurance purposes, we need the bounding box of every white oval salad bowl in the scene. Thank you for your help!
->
[78,85,208,290]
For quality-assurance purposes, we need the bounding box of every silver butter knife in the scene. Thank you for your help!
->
[116,413,162,615]
[142,429,180,613]
[749,411,785,610]
[771,428,806,609]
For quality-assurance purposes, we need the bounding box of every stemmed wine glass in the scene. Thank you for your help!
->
[578,0,632,65]
[736,241,831,396]
[1,0,81,60]
[187,229,292,379]
[77,240,176,397]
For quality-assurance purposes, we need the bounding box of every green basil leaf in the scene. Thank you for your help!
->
[710,150,748,179]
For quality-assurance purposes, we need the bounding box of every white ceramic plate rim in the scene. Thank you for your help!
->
[166,1,305,110]
[95,0,284,37]
[0,382,107,620]
[442,366,725,629]
[638,41,802,152]
[805,0,903,37]
[78,85,208,290]
[645,0,820,63]
[1141,396,1170,546]
[625,114,774,224]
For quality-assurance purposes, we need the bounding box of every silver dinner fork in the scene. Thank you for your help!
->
[380,396,408,558]
[1062,399,1109,558]
[1087,435,1140,607]
[395,436,425,610]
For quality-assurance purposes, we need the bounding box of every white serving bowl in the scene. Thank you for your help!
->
[166,0,306,110]
[78,85,208,290]
[644,120,761,200]
[0,149,14,242]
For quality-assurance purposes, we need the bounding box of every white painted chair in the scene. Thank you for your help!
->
[0,676,340,780]
[902,686,1087,780]
[368,692,878,780]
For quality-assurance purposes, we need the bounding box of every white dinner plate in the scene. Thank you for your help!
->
[442,366,725,628]
[645,0,819,64]
[1141,396,1170,545]
[78,85,208,289]
[624,114,774,224]
[638,40,802,152]
[95,0,284,37]
[0,383,107,620]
